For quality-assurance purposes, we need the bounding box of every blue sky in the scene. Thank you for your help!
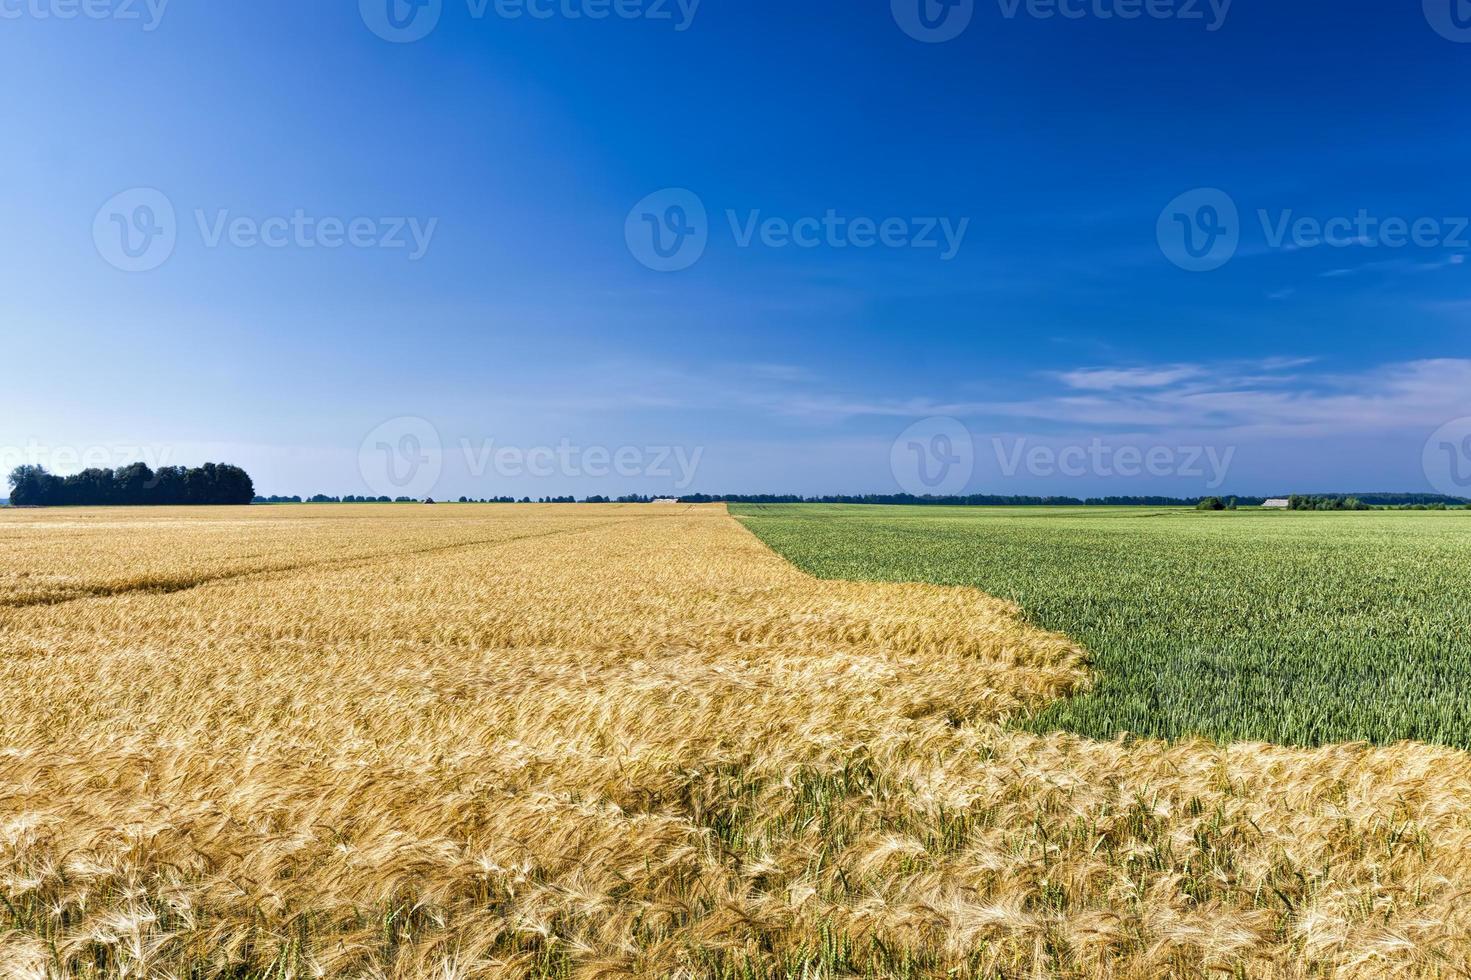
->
[3,0,1470,498]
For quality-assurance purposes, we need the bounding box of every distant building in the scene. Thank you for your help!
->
[1262,498,1290,509]
[652,498,680,504]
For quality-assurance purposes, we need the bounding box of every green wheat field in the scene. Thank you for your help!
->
[735,504,1471,748]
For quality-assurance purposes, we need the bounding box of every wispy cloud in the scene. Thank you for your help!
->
[739,363,817,383]
[1054,365,1202,391]
[727,357,1471,439]
[1319,254,1465,279]
[444,354,1469,446]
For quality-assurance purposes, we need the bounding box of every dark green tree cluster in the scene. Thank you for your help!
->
[1343,493,1468,506]
[7,463,254,507]
[1288,494,1370,511]
[1371,501,1470,511]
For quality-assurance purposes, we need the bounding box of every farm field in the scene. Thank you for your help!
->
[734,504,1471,748]
[5,504,1471,976]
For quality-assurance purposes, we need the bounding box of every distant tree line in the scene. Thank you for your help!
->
[1287,495,1471,511]
[7,463,254,506]
[676,493,1093,506]
[301,495,417,503]
[1094,495,1262,507]
[676,493,1272,507]
[675,492,1469,508]
[249,492,1461,508]
[1333,492,1469,506]
[1288,495,1370,511]
[264,495,454,503]
[123,487,1469,510]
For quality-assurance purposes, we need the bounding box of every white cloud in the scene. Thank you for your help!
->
[1054,365,1203,391]
[728,358,1471,440]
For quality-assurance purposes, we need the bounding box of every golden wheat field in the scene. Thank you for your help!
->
[2,503,1471,978]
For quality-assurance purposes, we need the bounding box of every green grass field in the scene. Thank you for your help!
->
[734,504,1471,748]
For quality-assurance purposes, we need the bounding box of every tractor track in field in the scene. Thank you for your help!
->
[0,513,669,611]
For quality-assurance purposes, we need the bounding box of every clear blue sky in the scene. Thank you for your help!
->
[4,0,1470,499]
